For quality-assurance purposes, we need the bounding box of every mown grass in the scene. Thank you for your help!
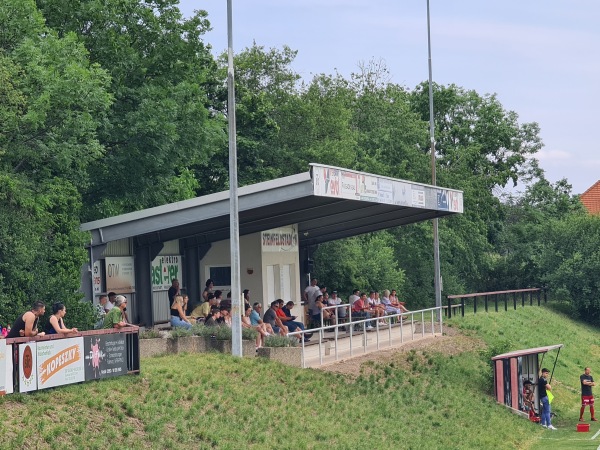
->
[0,303,597,449]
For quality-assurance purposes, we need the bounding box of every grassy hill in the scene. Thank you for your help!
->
[0,304,598,449]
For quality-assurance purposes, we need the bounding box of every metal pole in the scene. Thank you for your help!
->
[226,0,242,357]
[427,0,442,320]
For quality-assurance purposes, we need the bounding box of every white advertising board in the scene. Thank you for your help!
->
[0,340,6,395]
[105,256,135,293]
[151,255,182,291]
[37,337,85,390]
[93,260,102,295]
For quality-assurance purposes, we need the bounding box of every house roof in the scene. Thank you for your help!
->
[81,164,464,248]
[581,180,600,214]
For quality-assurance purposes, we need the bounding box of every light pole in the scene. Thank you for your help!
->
[427,0,442,320]
[226,0,242,356]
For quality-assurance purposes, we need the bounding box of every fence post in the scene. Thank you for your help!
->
[461,297,465,317]
[494,294,498,312]
[513,292,517,310]
[537,289,541,306]
[447,296,452,319]
[504,293,508,311]
[474,295,477,314]
[521,291,525,307]
[543,286,547,304]
[485,295,488,312]
[529,291,533,306]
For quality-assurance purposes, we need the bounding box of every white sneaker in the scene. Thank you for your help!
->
[366,325,374,330]
[541,425,547,428]
[547,425,557,430]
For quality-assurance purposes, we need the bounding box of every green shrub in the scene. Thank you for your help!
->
[139,329,161,339]
[168,327,192,338]
[264,335,298,347]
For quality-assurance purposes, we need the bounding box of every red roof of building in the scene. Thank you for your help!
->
[581,180,600,214]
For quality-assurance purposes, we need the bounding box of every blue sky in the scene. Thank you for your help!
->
[178,1,599,195]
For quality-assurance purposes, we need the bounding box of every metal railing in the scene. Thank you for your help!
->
[289,304,443,368]
[446,288,547,318]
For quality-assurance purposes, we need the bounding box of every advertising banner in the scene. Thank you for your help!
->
[37,337,85,390]
[151,255,182,291]
[261,226,299,253]
[377,178,394,204]
[93,260,102,295]
[0,340,6,395]
[84,334,128,380]
[19,343,37,393]
[313,166,342,197]
[339,170,359,199]
[393,181,412,206]
[437,190,449,211]
[448,190,463,213]
[105,256,135,293]
[411,188,426,207]
[358,174,378,202]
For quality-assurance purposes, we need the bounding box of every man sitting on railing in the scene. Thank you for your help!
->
[351,293,374,330]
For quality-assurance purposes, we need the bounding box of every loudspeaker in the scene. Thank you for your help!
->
[304,259,314,273]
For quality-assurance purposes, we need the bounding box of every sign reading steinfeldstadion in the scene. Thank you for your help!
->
[261,226,299,253]
[312,164,463,213]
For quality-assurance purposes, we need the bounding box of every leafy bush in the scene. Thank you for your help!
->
[264,335,298,347]
[139,329,161,339]
[241,327,258,341]
[168,327,192,338]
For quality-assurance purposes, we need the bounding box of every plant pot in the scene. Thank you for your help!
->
[256,346,303,367]
[139,337,168,358]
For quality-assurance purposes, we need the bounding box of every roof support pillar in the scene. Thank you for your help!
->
[134,242,163,327]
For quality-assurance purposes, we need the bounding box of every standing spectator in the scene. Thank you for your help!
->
[303,278,321,314]
[202,279,214,302]
[580,367,597,422]
[107,292,117,306]
[94,295,109,329]
[7,301,46,338]
[103,296,128,329]
[45,303,78,335]
[168,279,180,306]
[538,368,557,430]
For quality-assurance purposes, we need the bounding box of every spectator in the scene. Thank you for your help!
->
[328,291,347,319]
[277,300,311,341]
[538,368,557,430]
[349,289,361,305]
[242,304,268,348]
[202,279,214,302]
[204,307,221,326]
[243,289,250,303]
[263,301,289,337]
[303,278,321,314]
[218,307,232,328]
[352,293,374,330]
[107,292,117,306]
[189,293,216,322]
[45,302,78,335]
[250,302,276,335]
[94,295,109,329]
[170,295,192,330]
[312,296,336,329]
[168,279,180,306]
[389,289,409,313]
[381,290,404,316]
[367,291,386,323]
[216,290,230,309]
[103,296,128,329]
[7,301,46,338]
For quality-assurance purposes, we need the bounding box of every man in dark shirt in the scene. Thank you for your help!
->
[538,368,557,430]
[168,279,180,306]
[7,301,46,338]
[580,367,597,422]
[263,301,287,336]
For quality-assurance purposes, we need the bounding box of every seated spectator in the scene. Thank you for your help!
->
[189,293,216,322]
[311,295,337,328]
[351,293,374,330]
[390,289,409,313]
[204,307,222,326]
[277,300,311,341]
[263,301,289,337]
[242,304,268,348]
[103,296,128,329]
[250,303,276,335]
[327,291,347,319]
[170,295,192,330]
[45,302,78,335]
[367,291,386,323]
[218,307,232,328]
[217,290,230,309]
[380,290,403,315]
[7,301,46,338]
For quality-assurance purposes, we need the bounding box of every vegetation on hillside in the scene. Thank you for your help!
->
[1,0,599,329]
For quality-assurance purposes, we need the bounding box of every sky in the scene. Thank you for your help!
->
[177,1,599,195]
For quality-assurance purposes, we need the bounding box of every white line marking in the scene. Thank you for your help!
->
[591,428,600,440]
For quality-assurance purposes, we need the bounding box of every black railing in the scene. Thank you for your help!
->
[446,288,547,318]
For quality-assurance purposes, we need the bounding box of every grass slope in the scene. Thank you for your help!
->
[0,304,597,449]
